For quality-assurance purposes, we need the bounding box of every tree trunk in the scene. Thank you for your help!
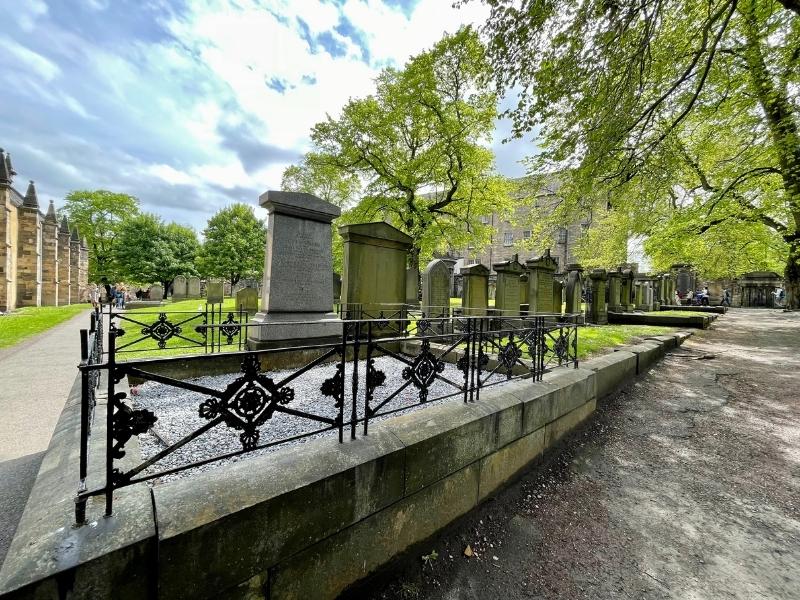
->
[785,236,800,310]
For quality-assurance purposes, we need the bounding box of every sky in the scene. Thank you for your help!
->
[0,0,531,231]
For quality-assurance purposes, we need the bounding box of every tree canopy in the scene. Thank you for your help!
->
[293,26,511,271]
[471,0,800,306]
[60,189,140,283]
[113,213,199,292]
[195,203,266,287]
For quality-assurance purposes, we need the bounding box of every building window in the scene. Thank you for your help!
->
[523,230,532,240]
[503,232,513,247]
[556,227,567,244]
[480,215,490,224]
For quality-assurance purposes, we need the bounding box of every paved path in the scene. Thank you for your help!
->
[353,309,800,600]
[0,309,90,567]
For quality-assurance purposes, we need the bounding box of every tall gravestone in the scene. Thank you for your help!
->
[405,268,419,306]
[460,263,489,316]
[421,259,451,318]
[207,279,224,304]
[620,268,635,311]
[587,269,608,324]
[493,255,524,316]
[633,280,645,310]
[526,249,558,313]
[149,284,164,301]
[172,275,187,300]
[187,276,201,299]
[248,191,341,348]
[607,269,623,312]
[236,287,259,313]
[339,222,412,317]
[564,264,584,315]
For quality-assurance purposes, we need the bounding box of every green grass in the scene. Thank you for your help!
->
[0,304,91,349]
[111,297,244,360]
[577,324,675,358]
[645,310,704,317]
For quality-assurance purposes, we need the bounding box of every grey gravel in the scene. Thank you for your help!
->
[133,355,507,483]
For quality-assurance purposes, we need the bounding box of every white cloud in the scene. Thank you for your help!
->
[0,36,60,81]
[14,0,48,32]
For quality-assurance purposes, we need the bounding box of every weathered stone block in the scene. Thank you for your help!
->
[645,334,677,350]
[268,462,481,600]
[154,429,405,600]
[619,342,664,374]
[580,351,637,398]
[543,398,596,448]
[384,401,496,495]
[479,427,545,501]
[476,384,524,449]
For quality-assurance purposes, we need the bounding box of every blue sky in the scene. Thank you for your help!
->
[1,0,531,230]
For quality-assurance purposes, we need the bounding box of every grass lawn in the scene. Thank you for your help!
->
[646,310,705,317]
[0,304,91,349]
[577,324,675,359]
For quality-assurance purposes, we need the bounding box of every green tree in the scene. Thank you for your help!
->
[472,0,800,307]
[281,153,361,208]
[306,26,511,271]
[114,213,199,293]
[60,189,140,283]
[196,203,266,287]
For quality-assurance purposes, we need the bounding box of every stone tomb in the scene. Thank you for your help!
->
[248,191,341,348]
[149,284,164,301]
[619,268,635,311]
[172,275,187,300]
[236,287,259,313]
[206,279,224,304]
[607,269,623,312]
[564,264,584,314]
[421,259,451,318]
[339,222,412,317]
[460,263,489,316]
[526,249,558,313]
[493,255,524,316]
[587,268,608,324]
[187,276,201,299]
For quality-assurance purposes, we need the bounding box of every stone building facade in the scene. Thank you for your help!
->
[0,148,88,312]
[454,177,588,273]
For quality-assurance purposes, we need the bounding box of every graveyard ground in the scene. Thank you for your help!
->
[0,304,89,349]
[346,308,800,600]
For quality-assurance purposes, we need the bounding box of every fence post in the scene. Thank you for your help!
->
[105,331,116,517]
[75,329,90,526]
[350,321,360,441]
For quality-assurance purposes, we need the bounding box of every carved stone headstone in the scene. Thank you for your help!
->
[587,269,608,324]
[339,222,412,317]
[525,249,558,313]
[421,259,451,318]
[206,279,224,304]
[248,191,341,348]
[172,275,187,300]
[460,263,489,316]
[236,287,259,313]
[493,255,524,316]
[564,264,584,315]
[607,269,623,312]
[149,284,164,301]
[619,268,635,311]
[187,276,201,299]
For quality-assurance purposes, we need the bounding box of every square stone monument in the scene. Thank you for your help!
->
[421,259,451,318]
[460,263,489,316]
[526,249,558,313]
[149,284,164,301]
[564,264,584,315]
[493,255,524,316]
[236,287,259,313]
[207,279,224,304]
[187,276,201,299]
[620,268,635,311]
[339,222,412,317]
[172,275,187,300]
[587,269,608,324]
[248,191,341,348]
[607,269,623,312]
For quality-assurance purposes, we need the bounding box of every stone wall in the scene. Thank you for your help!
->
[0,332,692,600]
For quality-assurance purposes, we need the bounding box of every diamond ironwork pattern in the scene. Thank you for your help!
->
[141,313,181,349]
[402,338,445,402]
[498,337,523,377]
[198,353,295,450]
[220,312,241,344]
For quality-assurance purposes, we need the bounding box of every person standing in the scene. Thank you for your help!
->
[721,288,731,307]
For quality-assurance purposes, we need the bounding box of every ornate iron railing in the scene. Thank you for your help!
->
[75,314,579,521]
[105,303,248,355]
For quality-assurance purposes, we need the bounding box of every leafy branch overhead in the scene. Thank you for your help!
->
[472,0,800,305]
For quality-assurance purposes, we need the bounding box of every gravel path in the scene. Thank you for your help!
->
[343,308,800,600]
[134,355,498,482]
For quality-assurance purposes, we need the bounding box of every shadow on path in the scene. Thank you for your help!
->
[0,453,44,570]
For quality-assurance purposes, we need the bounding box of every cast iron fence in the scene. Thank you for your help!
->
[104,303,248,354]
[75,313,578,522]
[76,307,103,524]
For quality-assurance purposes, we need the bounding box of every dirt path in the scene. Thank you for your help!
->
[348,309,800,600]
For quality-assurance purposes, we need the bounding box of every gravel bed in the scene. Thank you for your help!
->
[133,355,507,483]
